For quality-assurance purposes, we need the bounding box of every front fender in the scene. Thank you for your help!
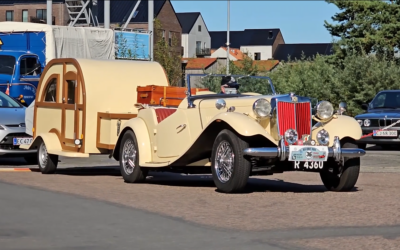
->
[312,115,363,146]
[205,112,278,145]
[111,117,152,164]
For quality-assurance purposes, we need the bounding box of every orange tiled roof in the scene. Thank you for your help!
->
[182,58,217,69]
[233,60,280,71]
[215,47,248,60]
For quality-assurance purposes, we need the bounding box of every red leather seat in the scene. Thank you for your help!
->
[155,108,177,123]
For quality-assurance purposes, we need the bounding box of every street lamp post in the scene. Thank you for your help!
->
[226,0,230,75]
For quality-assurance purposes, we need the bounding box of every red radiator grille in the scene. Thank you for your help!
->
[277,101,311,142]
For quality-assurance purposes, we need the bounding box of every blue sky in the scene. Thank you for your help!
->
[171,1,340,43]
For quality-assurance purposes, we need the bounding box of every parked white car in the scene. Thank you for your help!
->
[0,91,37,163]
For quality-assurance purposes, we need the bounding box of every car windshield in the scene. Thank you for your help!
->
[0,55,16,75]
[197,75,275,95]
[0,91,22,108]
[370,91,400,109]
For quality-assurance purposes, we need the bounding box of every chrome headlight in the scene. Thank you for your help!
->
[357,119,363,126]
[316,129,330,146]
[316,101,334,120]
[364,119,371,127]
[252,98,271,118]
[284,129,298,145]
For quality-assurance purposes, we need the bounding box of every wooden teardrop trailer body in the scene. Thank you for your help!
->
[21,58,170,158]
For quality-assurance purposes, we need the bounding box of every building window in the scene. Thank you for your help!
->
[254,52,261,60]
[36,9,47,20]
[198,25,201,32]
[6,11,13,21]
[162,30,165,40]
[169,31,172,46]
[22,10,28,22]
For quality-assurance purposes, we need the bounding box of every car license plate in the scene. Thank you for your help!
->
[288,145,328,162]
[13,137,33,146]
[373,130,398,137]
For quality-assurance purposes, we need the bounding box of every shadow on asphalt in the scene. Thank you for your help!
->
[32,168,339,193]
[138,172,358,194]
[0,157,30,166]
[53,167,121,176]
[365,145,400,151]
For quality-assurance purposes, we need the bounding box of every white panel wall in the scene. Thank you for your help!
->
[181,34,189,58]
[186,15,211,58]
[240,46,273,60]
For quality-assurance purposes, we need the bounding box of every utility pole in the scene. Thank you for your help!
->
[47,0,52,25]
[149,0,154,61]
[104,0,110,29]
[226,0,230,75]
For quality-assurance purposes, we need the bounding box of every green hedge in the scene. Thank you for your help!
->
[270,53,400,116]
[200,53,400,117]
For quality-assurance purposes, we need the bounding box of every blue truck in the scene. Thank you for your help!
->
[0,22,116,106]
[0,32,45,105]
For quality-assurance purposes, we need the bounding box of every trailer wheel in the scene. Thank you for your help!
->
[119,130,148,183]
[38,139,58,174]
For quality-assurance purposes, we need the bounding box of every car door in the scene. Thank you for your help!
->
[155,108,192,158]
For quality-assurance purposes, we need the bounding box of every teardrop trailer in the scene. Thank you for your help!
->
[20,57,202,172]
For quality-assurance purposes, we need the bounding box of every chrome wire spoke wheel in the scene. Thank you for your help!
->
[39,143,48,167]
[214,140,234,183]
[122,139,137,175]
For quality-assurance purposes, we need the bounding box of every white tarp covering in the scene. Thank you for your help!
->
[0,22,115,134]
[25,100,34,136]
[0,22,115,63]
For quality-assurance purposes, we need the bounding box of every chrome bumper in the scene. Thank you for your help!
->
[243,136,366,162]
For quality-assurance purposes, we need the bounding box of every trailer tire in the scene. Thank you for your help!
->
[37,139,58,174]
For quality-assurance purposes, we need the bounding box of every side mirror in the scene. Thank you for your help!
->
[34,63,42,73]
[361,104,369,110]
[338,102,347,115]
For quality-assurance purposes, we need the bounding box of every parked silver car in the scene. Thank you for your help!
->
[0,91,37,163]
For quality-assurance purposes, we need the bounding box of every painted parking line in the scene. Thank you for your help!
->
[0,168,38,172]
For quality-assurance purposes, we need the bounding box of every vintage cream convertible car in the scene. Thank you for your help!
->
[111,73,366,193]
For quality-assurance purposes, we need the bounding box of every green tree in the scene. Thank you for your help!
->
[153,18,182,86]
[324,0,400,59]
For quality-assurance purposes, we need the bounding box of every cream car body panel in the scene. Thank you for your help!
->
[118,117,152,165]
[312,115,363,146]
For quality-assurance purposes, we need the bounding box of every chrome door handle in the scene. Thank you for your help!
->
[176,124,186,133]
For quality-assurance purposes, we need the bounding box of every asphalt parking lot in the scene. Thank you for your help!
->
[0,144,400,250]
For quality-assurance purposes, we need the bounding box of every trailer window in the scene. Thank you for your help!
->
[20,57,38,76]
[0,55,15,75]
[44,78,57,102]
[66,80,75,104]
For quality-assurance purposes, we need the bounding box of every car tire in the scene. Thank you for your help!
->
[320,141,360,192]
[119,130,148,183]
[210,129,251,193]
[38,140,58,174]
[24,154,38,165]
